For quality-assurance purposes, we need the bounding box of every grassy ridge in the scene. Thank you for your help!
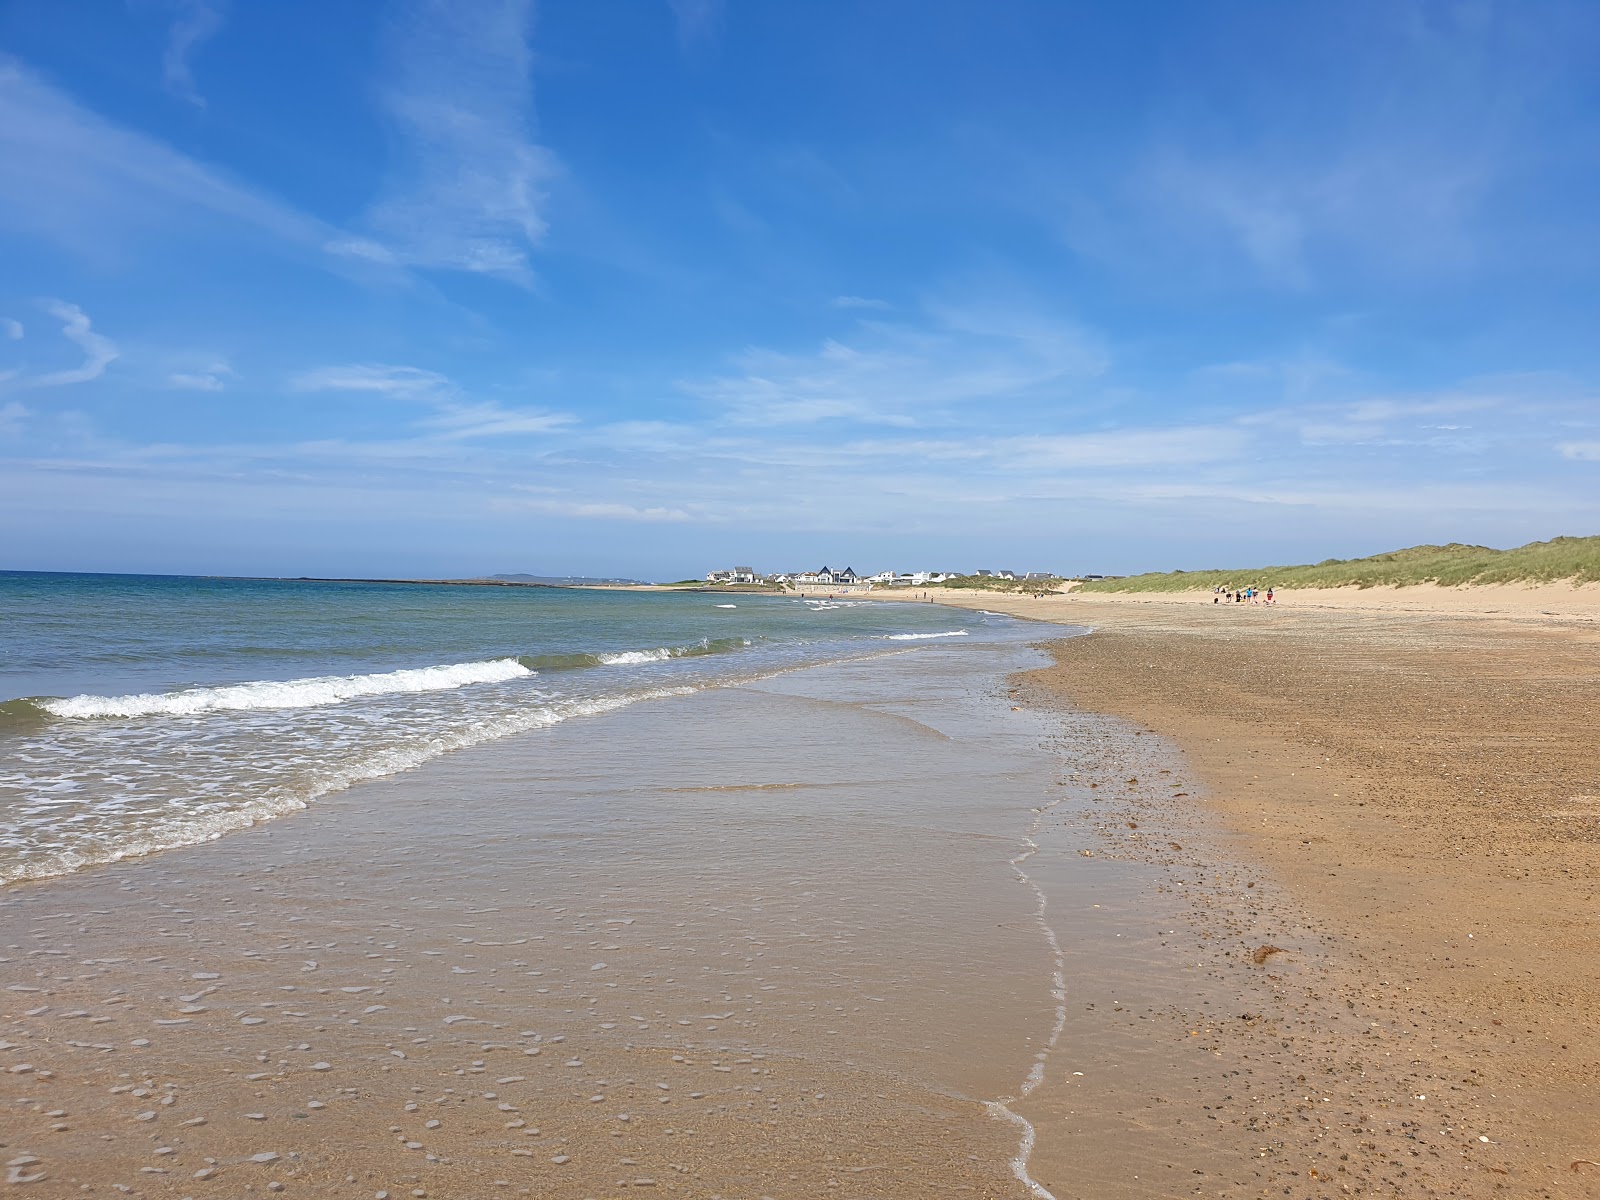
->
[1076,536,1600,592]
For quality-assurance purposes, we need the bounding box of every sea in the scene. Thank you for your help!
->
[0,571,1032,886]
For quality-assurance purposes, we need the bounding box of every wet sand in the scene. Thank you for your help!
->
[903,588,1600,1197]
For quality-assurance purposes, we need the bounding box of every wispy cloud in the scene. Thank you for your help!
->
[420,401,575,440]
[1000,426,1248,470]
[503,495,694,522]
[161,1,226,109]
[335,0,556,282]
[830,295,890,310]
[1558,442,1600,461]
[1019,7,1563,291]
[683,304,1108,427]
[0,401,27,435]
[1,318,21,340]
[1143,152,1311,287]
[167,360,233,392]
[289,364,574,441]
[666,0,724,53]
[0,300,118,390]
[289,363,451,399]
[0,56,343,262]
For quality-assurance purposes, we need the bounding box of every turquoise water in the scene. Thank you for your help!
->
[0,571,1029,884]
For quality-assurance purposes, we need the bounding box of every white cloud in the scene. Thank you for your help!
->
[1000,426,1249,470]
[420,401,575,440]
[0,400,28,435]
[161,1,226,109]
[40,301,117,385]
[504,496,693,522]
[168,360,233,391]
[684,305,1108,426]
[168,372,224,392]
[1558,441,1600,461]
[830,295,891,310]
[1,318,21,340]
[1,300,119,391]
[289,363,451,399]
[342,0,556,282]
[287,367,574,441]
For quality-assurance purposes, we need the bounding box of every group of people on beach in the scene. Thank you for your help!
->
[1214,583,1274,605]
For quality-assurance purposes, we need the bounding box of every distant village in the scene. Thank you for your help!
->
[702,564,1106,589]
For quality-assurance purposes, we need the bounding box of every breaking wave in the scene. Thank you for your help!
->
[35,659,533,720]
[0,686,695,886]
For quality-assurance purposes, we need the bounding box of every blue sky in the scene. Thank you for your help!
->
[2,0,1598,579]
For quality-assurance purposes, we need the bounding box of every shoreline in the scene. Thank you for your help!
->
[0,639,1083,1197]
[920,585,1600,1194]
[5,583,1595,1194]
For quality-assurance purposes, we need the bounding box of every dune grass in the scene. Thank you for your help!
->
[1075,536,1600,593]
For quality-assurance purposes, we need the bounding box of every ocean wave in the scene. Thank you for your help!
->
[518,637,750,672]
[882,630,969,640]
[0,685,695,886]
[36,658,532,720]
[0,697,50,730]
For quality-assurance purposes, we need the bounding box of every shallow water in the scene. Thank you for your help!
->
[1,635,1098,1197]
[0,573,1010,883]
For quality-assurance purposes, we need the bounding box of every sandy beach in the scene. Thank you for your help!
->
[5,581,1597,1198]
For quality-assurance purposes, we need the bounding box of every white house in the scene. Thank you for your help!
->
[795,565,858,585]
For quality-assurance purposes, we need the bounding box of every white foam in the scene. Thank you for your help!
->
[1,684,695,885]
[882,630,968,640]
[985,796,1068,1200]
[40,658,532,719]
[595,649,672,665]
[714,604,737,609]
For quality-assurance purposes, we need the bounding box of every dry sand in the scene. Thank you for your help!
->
[893,583,1600,1196]
[1056,580,1600,621]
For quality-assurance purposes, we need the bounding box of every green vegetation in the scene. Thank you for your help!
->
[660,579,705,587]
[941,574,1063,595]
[1076,536,1600,593]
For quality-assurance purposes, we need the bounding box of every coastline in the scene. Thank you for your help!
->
[908,583,1600,1194]
[5,581,1596,1195]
